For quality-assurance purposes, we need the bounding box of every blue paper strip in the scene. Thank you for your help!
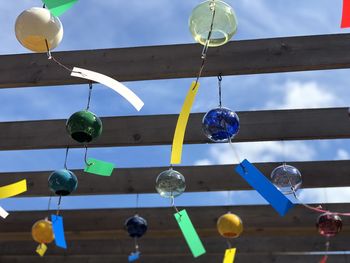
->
[128,252,140,262]
[51,214,67,249]
[235,159,294,216]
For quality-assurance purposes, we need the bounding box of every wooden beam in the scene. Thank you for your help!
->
[7,160,350,196]
[1,206,349,262]
[0,108,349,151]
[2,34,350,88]
[1,254,349,263]
[0,236,349,255]
[2,205,350,233]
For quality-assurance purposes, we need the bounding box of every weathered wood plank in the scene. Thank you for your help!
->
[1,206,349,262]
[3,205,350,233]
[1,254,349,263]
[0,108,349,151]
[6,160,350,196]
[0,235,349,255]
[2,34,350,88]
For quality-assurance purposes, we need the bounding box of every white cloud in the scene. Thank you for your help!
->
[266,81,341,110]
[195,141,315,165]
[335,149,350,160]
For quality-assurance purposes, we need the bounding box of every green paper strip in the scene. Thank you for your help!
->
[174,209,206,258]
[84,158,114,177]
[42,0,78,16]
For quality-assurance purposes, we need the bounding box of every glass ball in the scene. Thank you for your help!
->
[32,219,54,244]
[15,7,63,52]
[217,212,243,238]
[202,107,239,142]
[125,214,148,238]
[270,164,302,194]
[155,169,186,198]
[48,169,78,196]
[189,0,238,47]
[316,213,342,237]
[66,110,103,143]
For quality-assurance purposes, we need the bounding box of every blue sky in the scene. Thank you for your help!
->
[0,0,350,210]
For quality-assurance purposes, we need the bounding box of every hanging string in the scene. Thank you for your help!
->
[64,146,69,170]
[45,39,83,75]
[171,195,181,216]
[192,0,217,90]
[218,74,222,108]
[56,195,62,215]
[86,82,93,110]
[135,193,139,214]
[226,239,232,249]
[134,237,140,252]
[46,195,52,219]
[320,240,330,263]
[84,145,92,167]
[289,182,350,216]
[201,0,216,60]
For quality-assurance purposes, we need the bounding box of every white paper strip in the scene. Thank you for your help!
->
[0,206,9,219]
[71,67,144,111]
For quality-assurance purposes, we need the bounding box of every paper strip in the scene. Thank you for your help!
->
[128,252,140,262]
[0,180,27,199]
[42,0,78,17]
[84,158,114,176]
[36,243,47,257]
[223,248,236,263]
[170,81,200,164]
[51,214,67,249]
[71,67,144,111]
[0,206,9,219]
[174,209,206,258]
[320,255,328,263]
[342,0,350,28]
[235,159,294,216]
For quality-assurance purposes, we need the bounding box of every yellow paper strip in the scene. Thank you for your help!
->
[223,248,236,263]
[170,81,200,164]
[0,180,27,199]
[36,243,47,257]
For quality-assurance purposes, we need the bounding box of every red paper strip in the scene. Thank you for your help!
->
[319,255,328,263]
[341,0,350,28]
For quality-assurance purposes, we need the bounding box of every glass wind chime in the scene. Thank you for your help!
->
[217,212,243,262]
[268,154,347,262]
[202,75,240,144]
[156,0,239,259]
[161,0,239,213]
[31,154,78,256]
[124,213,148,262]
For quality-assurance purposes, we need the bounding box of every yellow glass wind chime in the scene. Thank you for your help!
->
[154,0,242,261]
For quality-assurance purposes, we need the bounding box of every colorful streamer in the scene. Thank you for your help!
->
[174,209,206,258]
[42,0,78,17]
[128,252,140,262]
[71,67,144,111]
[84,158,114,176]
[170,81,200,164]
[0,206,9,219]
[223,248,236,263]
[0,180,27,199]
[51,215,67,249]
[36,243,47,257]
[235,159,294,216]
[341,0,350,28]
